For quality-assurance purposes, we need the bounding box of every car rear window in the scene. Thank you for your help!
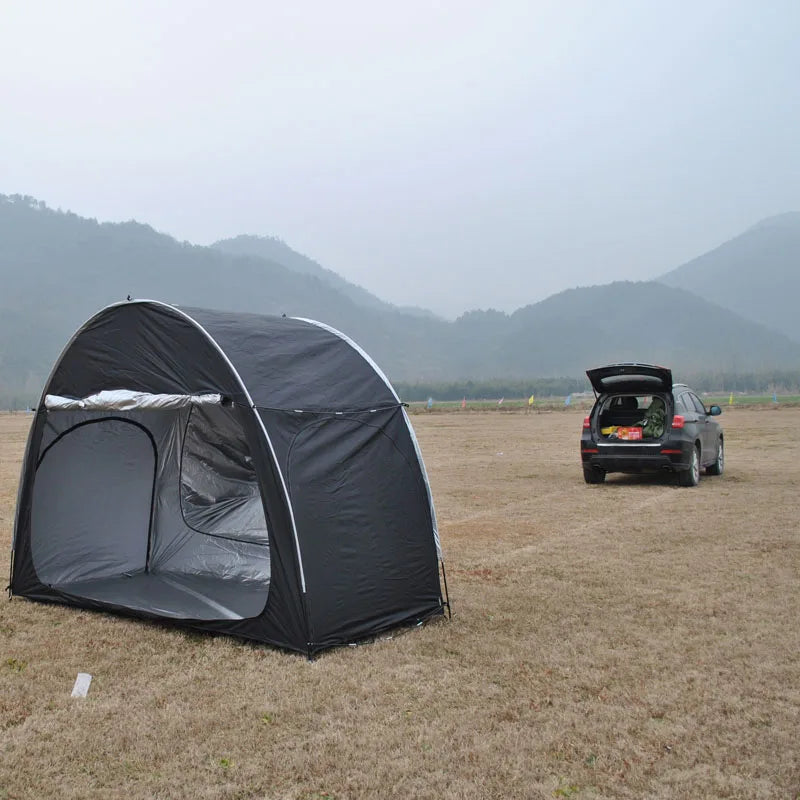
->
[605,395,662,411]
[601,374,664,388]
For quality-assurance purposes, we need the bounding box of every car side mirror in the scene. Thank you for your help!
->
[709,405,722,416]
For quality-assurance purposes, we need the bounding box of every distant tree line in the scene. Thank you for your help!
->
[678,370,800,394]
[393,377,591,402]
[394,370,800,402]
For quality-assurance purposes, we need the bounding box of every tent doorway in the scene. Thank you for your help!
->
[30,408,270,621]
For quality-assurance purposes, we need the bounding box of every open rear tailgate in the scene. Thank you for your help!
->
[586,363,672,395]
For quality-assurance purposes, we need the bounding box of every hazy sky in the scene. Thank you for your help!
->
[2,1,799,317]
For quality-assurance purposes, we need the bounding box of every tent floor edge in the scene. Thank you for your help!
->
[306,603,447,657]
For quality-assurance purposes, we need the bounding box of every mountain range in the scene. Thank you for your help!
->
[658,212,800,342]
[1,193,799,405]
[211,235,439,320]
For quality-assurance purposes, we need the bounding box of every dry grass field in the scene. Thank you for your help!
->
[1,407,799,799]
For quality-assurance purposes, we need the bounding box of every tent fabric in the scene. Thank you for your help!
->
[10,300,445,654]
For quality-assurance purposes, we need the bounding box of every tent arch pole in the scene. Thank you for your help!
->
[132,300,309,595]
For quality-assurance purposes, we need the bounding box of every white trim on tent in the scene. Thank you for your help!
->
[252,415,307,590]
[292,317,399,401]
[292,316,442,559]
[400,407,442,558]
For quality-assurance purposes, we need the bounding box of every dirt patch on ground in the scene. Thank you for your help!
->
[1,408,798,799]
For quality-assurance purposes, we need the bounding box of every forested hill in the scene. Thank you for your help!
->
[2,193,800,406]
[211,235,440,319]
[452,281,800,378]
[658,212,800,343]
[211,235,391,313]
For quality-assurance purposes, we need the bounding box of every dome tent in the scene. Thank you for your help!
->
[10,300,446,655]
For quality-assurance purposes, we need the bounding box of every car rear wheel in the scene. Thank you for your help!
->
[679,445,700,487]
[583,466,606,484]
[706,439,724,476]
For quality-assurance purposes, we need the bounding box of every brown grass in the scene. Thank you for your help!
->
[1,407,799,799]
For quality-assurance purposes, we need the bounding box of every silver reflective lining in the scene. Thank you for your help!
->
[45,390,222,411]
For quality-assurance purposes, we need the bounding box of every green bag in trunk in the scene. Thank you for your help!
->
[640,398,666,438]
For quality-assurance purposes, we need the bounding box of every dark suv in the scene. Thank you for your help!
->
[580,363,723,487]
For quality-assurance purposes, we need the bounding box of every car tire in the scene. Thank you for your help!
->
[583,466,606,484]
[706,438,724,476]
[679,445,700,487]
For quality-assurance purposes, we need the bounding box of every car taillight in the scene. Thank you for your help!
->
[583,416,591,429]
[671,415,685,429]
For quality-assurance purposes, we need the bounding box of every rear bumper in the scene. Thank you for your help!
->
[580,439,691,473]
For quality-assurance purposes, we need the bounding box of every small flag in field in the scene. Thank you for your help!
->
[729,393,734,405]
[498,397,504,406]
[773,392,778,404]
[427,397,433,410]
[461,397,466,409]
[564,394,571,406]
[528,394,535,406]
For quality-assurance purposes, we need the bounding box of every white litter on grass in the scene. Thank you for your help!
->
[71,673,92,697]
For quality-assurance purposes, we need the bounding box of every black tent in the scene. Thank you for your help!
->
[10,300,446,655]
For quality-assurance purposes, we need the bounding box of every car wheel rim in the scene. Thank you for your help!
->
[692,449,699,483]
[718,443,724,472]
